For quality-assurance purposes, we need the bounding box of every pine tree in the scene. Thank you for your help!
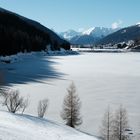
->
[61,82,82,128]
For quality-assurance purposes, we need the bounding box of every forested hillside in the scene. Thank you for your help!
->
[0,8,70,56]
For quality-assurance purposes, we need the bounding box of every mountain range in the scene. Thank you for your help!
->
[59,24,140,46]
[59,27,119,45]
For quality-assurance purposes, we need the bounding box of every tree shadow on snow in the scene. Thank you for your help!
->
[0,55,66,86]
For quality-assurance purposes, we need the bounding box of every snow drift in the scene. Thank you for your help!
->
[0,111,98,140]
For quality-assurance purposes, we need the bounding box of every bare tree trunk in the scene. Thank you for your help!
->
[100,106,113,140]
[107,110,110,140]
[37,99,49,118]
[112,105,130,140]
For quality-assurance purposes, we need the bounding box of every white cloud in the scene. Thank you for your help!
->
[112,20,122,29]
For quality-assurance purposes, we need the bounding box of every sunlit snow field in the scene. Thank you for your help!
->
[1,52,140,137]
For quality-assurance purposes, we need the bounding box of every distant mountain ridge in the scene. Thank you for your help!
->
[59,27,119,45]
[59,29,81,40]
[97,24,140,45]
[0,7,70,56]
[59,24,140,46]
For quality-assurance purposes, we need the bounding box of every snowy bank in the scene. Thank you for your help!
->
[0,111,98,140]
[0,50,78,64]
[72,48,129,53]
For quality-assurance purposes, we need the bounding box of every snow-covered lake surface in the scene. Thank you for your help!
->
[0,52,140,137]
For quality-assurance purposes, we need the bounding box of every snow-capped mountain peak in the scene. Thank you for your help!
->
[136,22,140,27]
[82,27,95,35]
[59,29,81,40]
[59,27,119,45]
[82,27,118,38]
[136,22,140,25]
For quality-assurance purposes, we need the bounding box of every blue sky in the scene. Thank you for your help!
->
[0,0,140,32]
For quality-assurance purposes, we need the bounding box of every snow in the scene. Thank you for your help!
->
[135,22,140,27]
[0,111,98,140]
[0,51,78,64]
[72,48,125,52]
[1,52,140,138]
[82,27,95,35]
[121,29,127,33]
[59,27,119,40]
[59,30,81,40]
[82,27,119,38]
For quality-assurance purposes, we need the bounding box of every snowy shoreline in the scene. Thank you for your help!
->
[0,50,78,64]
[72,48,132,53]
[1,48,139,64]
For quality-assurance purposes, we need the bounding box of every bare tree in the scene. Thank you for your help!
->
[61,82,82,128]
[21,98,29,114]
[1,89,28,113]
[38,99,49,118]
[112,105,130,140]
[100,106,114,140]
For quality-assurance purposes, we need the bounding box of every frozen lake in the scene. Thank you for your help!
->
[1,52,140,137]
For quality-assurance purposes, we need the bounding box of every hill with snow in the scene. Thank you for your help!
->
[97,24,140,45]
[0,111,98,140]
[59,27,118,45]
[59,30,81,40]
[82,27,118,38]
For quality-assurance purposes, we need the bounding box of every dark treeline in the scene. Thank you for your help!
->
[0,10,70,56]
